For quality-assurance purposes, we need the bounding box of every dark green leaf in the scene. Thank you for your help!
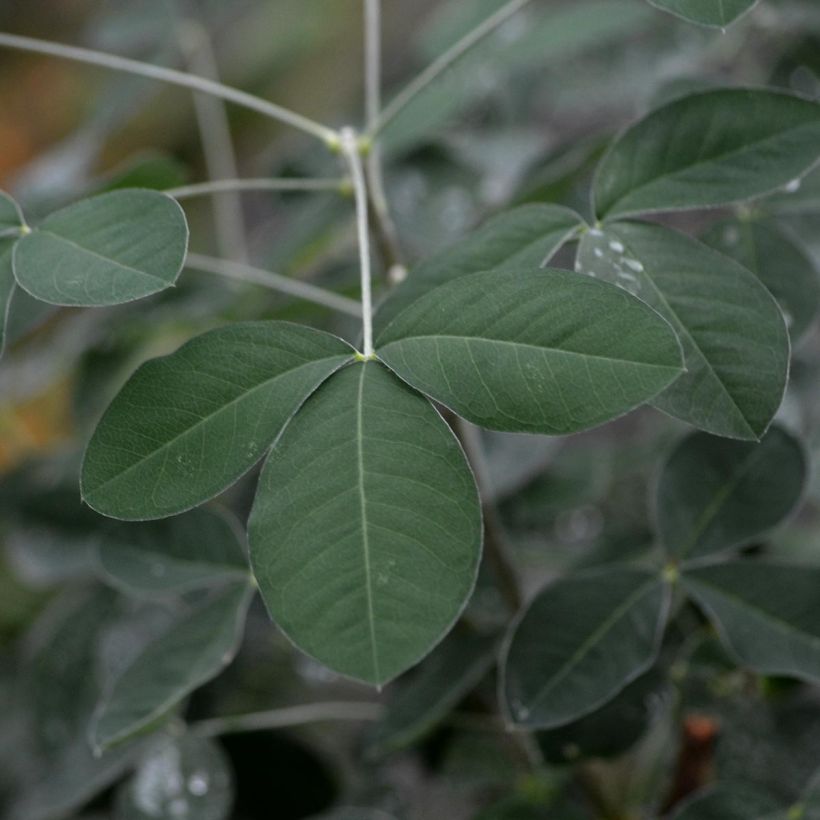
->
[81,322,355,520]
[683,562,820,682]
[656,426,807,561]
[98,508,250,596]
[248,361,482,686]
[702,219,820,343]
[501,567,669,729]
[593,89,820,219]
[670,784,784,819]
[374,204,585,334]
[0,238,16,358]
[377,268,683,435]
[91,583,252,751]
[13,189,188,306]
[647,0,759,27]
[368,631,496,756]
[115,735,233,820]
[576,222,789,439]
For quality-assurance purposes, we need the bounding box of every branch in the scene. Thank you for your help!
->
[370,0,536,137]
[0,32,338,145]
[185,252,362,317]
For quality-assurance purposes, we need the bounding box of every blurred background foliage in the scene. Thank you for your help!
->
[2,1,820,818]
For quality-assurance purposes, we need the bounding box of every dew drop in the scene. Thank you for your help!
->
[593,248,604,258]
[624,258,644,273]
[785,177,802,193]
[608,240,625,253]
[187,772,209,796]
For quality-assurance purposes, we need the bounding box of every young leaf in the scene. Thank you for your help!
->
[576,222,789,440]
[248,361,482,687]
[377,268,684,435]
[593,89,820,219]
[647,0,759,27]
[91,583,252,751]
[683,562,820,683]
[0,239,15,358]
[115,735,234,820]
[81,322,355,520]
[656,426,807,562]
[500,567,669,729]
[0,189,25,235]
[367,631,497,757]
[13,189,188,306]
[97,508,250,596]
[702,219,820,344]
[374,204,585,333]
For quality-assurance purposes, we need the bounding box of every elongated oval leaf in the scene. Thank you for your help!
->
[593,89,820,219]
[115,735,234,820]
[377,268,683,435]
[0,239,15,358]
[647,0,759,27]
[374,204,585,333]
[13,189,188,306]
[98,508,250,596]
[683,562,820,682]
[656,426,807,561]
[82,322,355,520]
[248,361,482,686]
[0,190,25,235]
[92,583,252,751]
[576,222,789,440]
[703,219,820,343]
[500,567,669,729]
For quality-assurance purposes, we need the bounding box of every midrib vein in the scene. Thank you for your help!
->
[357,364,380,683]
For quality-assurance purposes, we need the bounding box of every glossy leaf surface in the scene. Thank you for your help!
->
[249,361,482,686]
[656,426,807,561]
[377,268,684,435]
[576,222,789,439]
[13,189,188,306]
[82,322,355,520]
[593,89,820,219]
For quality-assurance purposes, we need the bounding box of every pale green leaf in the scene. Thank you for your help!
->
[13,189,188,306]
[501,567,669,729]
[683,562,820,682]
[647,0,759,27]
[368,632,496,756]
[115,735,233,820]
[593,89,820,219]
[248,361,482,686]
[374,204,585,334]
[92,583,252,751]
[656,426,807,561]
[377,268,683,435]
[702,219,820,343]
[81,322,355,521]
[98,508,250,596]
[0,189,25,235]
[576,222,789,440]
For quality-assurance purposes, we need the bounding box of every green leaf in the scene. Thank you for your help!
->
[0,239,15,358]
[115,735,233,820]
[374,204,585,334]
[81,322,355,520]
[248,361,482,686]
[377,268,683,435]
[702,219,820,344]
[91,583,252,751]
[0,189,25,235]
[593,89,820,219]
[501,568,669,729]
[647,0,759,27]
[13,189,188,306]
[97,508,250,596]
[656,426,807,562]
[683,562,820,683]
[368,631,497,756]
[670,784,784,819]
[576,222,789,440]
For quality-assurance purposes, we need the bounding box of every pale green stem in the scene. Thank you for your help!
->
[370,0,536,138]
[185,252,362,317]
[339,127,375,357]
[0,31,338,145]
[167,177,346,199]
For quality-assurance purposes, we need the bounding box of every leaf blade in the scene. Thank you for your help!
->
[647,0,759,27]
